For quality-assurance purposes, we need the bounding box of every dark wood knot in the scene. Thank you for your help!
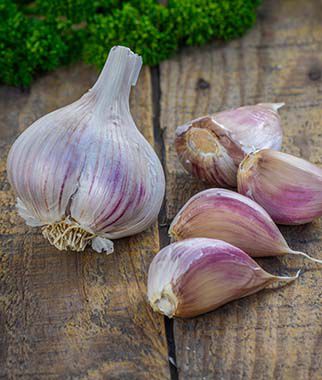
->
[196,78,210,90]
[308,67,321,81]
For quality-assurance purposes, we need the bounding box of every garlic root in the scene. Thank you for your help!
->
[41,219,114,254]
[42,219,95,252]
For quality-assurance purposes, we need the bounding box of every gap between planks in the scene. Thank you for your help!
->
[151,66,179,380]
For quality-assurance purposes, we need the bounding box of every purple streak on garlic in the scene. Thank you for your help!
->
[238,149,322,225]
[169,188,322,264]
[7,46,165,253]
[147,238,300,318]
[175,103,283,187]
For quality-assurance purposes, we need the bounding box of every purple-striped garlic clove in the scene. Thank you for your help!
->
[169,188,322,264]
[175,103,283,187]
[238,149,322,225]
[147,238,300,318]
[6,46,165,253]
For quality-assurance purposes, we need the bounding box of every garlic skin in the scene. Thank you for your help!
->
[175,103,283,187]
[169,188,322,263]
[148,238,299,318]
[214,103,284,154]
[238,149,322,225]
[7,46,165,253]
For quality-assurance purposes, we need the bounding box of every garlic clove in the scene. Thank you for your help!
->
[148,238,300,318]
[175,116,244,187]
[238,149,322,225]
[169,188,322,264]
[7,46,165,253]
[175,103,283,187]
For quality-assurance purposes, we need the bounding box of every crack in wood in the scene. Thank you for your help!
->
[151,66,178,380]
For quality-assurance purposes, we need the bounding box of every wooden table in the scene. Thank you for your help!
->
[0,1,321,379]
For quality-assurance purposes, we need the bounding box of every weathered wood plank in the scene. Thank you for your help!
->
[0,63,169,379]
[160,0,322,378]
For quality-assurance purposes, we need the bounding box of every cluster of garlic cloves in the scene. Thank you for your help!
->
[148,238,299,318]
[175,103,283,187]
[148,100,322,319]
[7,46,165,253]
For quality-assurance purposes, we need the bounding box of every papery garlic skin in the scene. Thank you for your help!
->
[238,149,322,225]
[7,46,165,253]
[175,116,244,187]
[214,103,284,154]
[148,238,299,318]
[175,103,283,187]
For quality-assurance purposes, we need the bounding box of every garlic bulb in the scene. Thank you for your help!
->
[175,103,283,187]
[238,149,322,225]
[169,188,322,263]
[148,238,300,318]
[7,46,165,253]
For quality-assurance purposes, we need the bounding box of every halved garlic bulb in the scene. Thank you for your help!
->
[148,238,300,318]
[7,46,165,253]
[238,149,322,225]
[175,103,283,187]
[169,188,322,263]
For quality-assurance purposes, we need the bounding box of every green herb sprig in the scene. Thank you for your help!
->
[1,0,261,87]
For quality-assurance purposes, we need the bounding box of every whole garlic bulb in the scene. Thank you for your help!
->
[175,103,284,187]
[7,46,165,254]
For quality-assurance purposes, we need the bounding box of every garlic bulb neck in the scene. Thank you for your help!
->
[92,46,142,112]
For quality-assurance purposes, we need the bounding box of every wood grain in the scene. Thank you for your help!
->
[160,0,322,378]
[0,63,169,379]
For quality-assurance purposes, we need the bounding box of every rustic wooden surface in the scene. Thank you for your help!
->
[0,65,169,379]
[1,0,322,379]
[160,0,322,379]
